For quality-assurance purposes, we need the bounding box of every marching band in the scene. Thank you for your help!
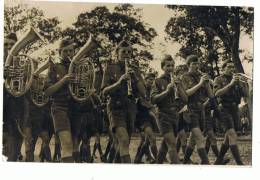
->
[3,27,252,164]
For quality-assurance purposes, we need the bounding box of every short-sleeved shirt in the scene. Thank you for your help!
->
[214,74,243,107]
[151,74,182,113]
[181,71,208,110]
[46,58,72,105]
[101,61,142,101]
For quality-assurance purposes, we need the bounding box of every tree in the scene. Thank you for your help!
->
[4,4,62,55]
[62,4,157,75]
[165,5,254,74]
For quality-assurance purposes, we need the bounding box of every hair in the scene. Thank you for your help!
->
[145,72,156,79]
[186,54,199,66]
[5,32,17,42]
[115,40,132,54]
[58,38,74,54]
[161,54,174,69]
[222,60,233,69]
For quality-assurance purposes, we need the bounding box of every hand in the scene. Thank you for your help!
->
[230,74,240,86]
[199,74,210,85]
[62,73,74,84]
[118,73,131,84]
[167,82,176,92]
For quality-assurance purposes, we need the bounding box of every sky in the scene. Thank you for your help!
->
[4,0,253,76]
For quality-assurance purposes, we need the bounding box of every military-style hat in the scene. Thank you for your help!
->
[5,32,17,42]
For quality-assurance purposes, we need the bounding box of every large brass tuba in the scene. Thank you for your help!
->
[68,34,99,102]
[31,74,49,107]
[4,27,45,97]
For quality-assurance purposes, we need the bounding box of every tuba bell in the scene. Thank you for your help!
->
[4,27,45,97]
[68,34,99,102]
[31,74,49,107]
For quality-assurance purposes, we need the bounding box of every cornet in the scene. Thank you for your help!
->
[235,73,253,84]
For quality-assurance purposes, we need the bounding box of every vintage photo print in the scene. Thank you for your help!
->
[0,0,258,179]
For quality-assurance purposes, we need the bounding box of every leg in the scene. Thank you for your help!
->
[183,132,196,164]
[191,128,210,164]
[227,128,244,165]
[163,132,180,164]
[144,126,158,160]
[115,127,131,163]
[58,130,73,162]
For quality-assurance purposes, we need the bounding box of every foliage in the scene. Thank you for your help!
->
[165,5,254,74]
[62,4,157,74]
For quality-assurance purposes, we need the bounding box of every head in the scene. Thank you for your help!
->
[175,65,188,77]
[161,54,175,75]
[186,55,200,73]
[115,40,133,62]
[4,33,17,52]
[222,60,235,76]
[145,72,156,88]
[58,38,75,61]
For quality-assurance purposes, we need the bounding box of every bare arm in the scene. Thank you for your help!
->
[151,88,171,104]
[45,74,72,96]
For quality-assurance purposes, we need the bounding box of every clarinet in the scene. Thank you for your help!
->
[170,73,180,100]
[125,57,133,97]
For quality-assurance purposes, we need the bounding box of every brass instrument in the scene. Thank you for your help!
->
[31,74,49,107]
[235,73,253,84]
[68,34,99,102]
[4,27,45,97]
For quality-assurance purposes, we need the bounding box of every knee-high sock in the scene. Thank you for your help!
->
[214,144,229,165]
[197,148,210,164]
[183,146,194,164]
[230,145,244,165]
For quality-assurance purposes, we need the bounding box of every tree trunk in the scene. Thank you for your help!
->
[231,7,244,73]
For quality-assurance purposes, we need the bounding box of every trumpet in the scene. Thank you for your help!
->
[235,73,253,84]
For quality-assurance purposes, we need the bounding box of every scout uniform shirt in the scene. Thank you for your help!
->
[181,71,208,110]
[46,57,72,106]
[214,74,244,107]
[151,73,181,114]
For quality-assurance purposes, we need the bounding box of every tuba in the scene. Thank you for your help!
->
[4,27,45,97]
[68,34,99,102]
[31,74,49,107]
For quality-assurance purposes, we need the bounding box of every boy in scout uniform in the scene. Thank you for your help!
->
[180,55,212,164]
[3,33,26,161]
[102,40,145,163]
[45,38,76,162]
[134,72,158,163]
[213,61,248,165]
[151,55,188,164]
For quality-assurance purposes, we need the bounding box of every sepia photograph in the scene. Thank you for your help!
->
[0,0,258,179]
